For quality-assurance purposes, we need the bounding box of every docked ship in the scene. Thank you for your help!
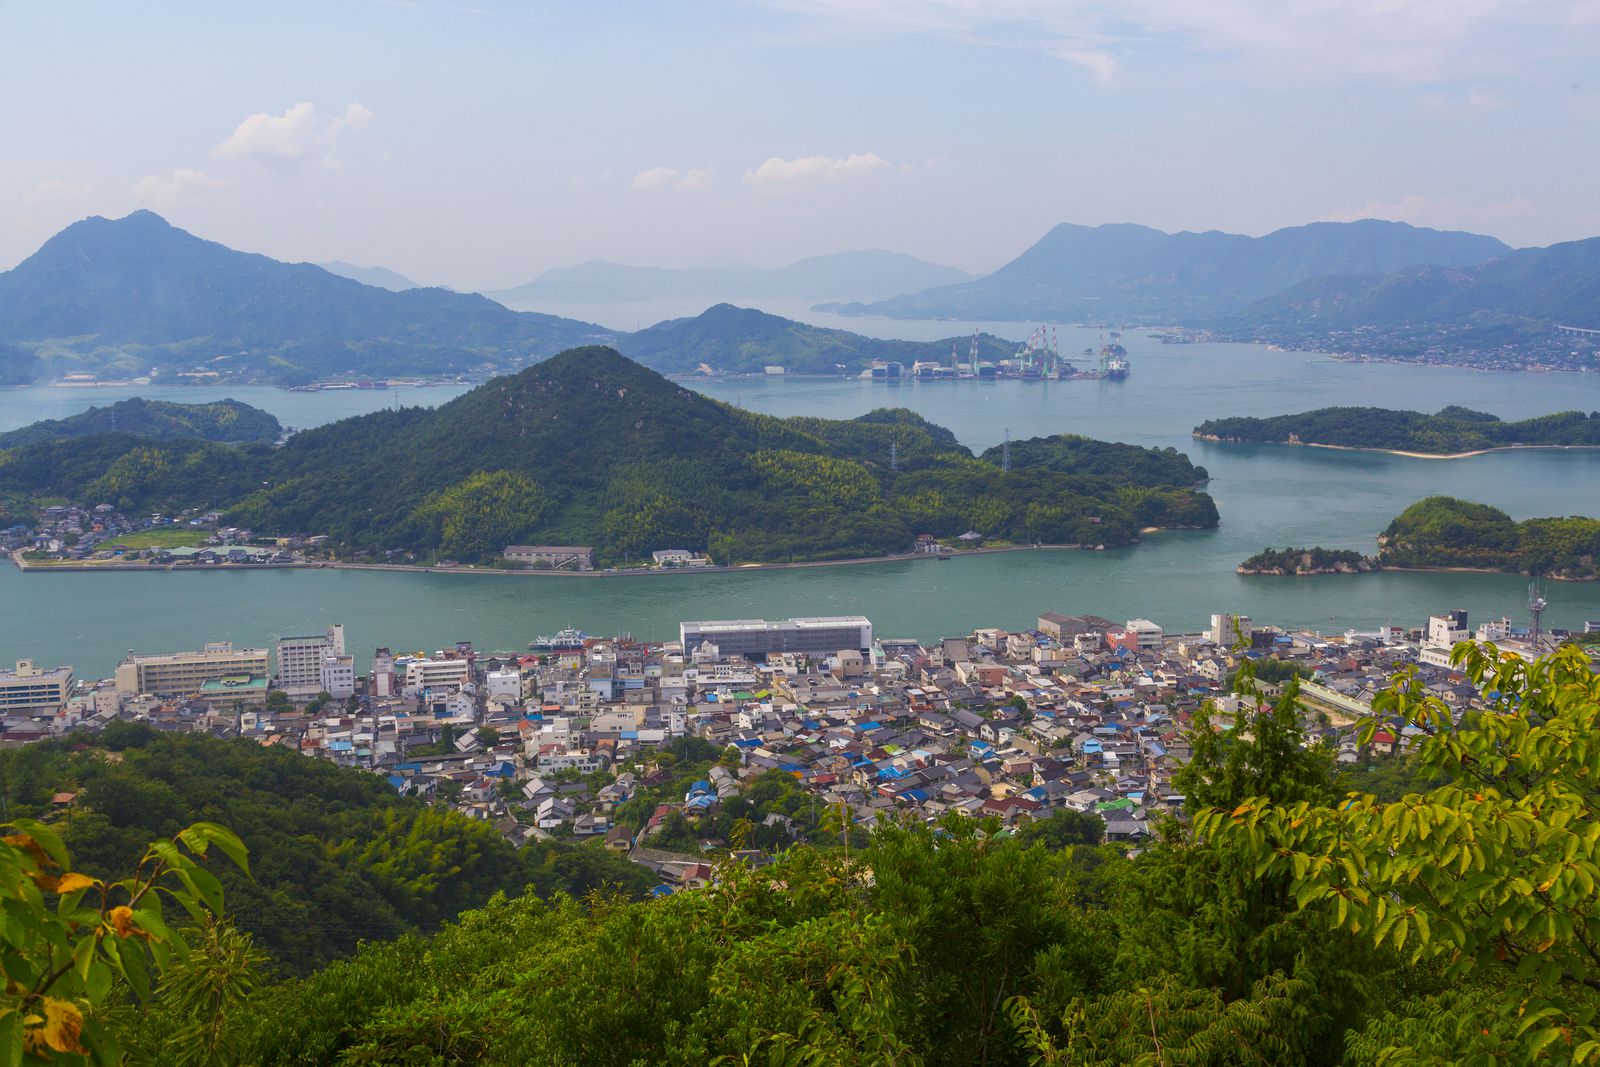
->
[1100,343,1130,381]
[530,627,589,651]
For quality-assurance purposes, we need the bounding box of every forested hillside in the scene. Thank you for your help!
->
[0,397,281,448]
[0,346,1218,563]
[1196,405,1600,454]
[0,725,651,976]
[1379,495,1600,578]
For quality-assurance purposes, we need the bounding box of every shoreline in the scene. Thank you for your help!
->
[1193,433,1600,461]
[1236,560,1595,583]
[9,541,1132,578]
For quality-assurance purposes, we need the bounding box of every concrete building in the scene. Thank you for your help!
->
[1124,619,1165,651]
[503,545,595,570]
[370,648,396,698]
[403,657,473,693]
[1209,614,1252,649]
[114,643,271,699]
[0,660,74,715]
[320,655,357,700]
[276,625,346,697]
[679,616,873,658]
[1038,613,1117,640]
[1419,610,1470,667]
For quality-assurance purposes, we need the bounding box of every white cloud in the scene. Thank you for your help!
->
[676,167,715,191]
[215,102,373,166]
[131,168,234,206]
[768,0,1597,85]
[30,178,96,200]
[1051,45,1120,86]
[744,152,895,185]
[632,165,679,189]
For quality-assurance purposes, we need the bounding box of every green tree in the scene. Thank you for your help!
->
[0,818,248,1064]
[1197,642,1600,1064]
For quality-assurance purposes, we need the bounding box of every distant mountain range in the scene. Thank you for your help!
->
[484,251,972,308]
[318,261,419,291]
[1216,236,1600,351]
[824,220,1512,322]
[617,303,1016,376]
[0,212,610,384]
[1,213,1591,385]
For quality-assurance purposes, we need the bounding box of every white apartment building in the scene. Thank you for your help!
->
[1419,610,1470,668]
[403,657,472,693]
[1209,614,1252,649]
[276,625,346,697]
[320,655,357,700]
[0,660,74,716]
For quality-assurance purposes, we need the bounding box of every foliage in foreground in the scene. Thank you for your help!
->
[0,727,653,976]
[0,817,248,1065]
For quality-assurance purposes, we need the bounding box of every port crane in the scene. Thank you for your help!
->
[1014,325,1061,377]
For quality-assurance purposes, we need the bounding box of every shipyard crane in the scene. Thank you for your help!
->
[1014,324,1060,377]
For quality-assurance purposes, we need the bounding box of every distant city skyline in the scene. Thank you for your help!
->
[5,0,1598,289]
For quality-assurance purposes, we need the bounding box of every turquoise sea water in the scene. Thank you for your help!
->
[5,327,1598,677]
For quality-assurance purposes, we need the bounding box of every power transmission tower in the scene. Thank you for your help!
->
[1002,428,1011,473]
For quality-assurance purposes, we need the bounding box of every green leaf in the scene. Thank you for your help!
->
[0,1009,21,1067]
[6,818,68,871]
[71,934,95,983]
[84,958,113,1005]
[185,822,251,876]
[117,937,151,1001]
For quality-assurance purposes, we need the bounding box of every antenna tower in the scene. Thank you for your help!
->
[1529,581,1548,650]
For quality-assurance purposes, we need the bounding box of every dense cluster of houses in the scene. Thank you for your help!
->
[9,504,313,566]
[7,606,1578,888]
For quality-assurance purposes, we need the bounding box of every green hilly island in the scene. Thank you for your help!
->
[616,302,1017,375]
[1379,496,1600,580]
[0,346,1216,563]
[1195,406,1600,454]
[0,396,281,448]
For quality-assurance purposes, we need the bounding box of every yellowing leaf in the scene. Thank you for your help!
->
[24,998,86,1055]
[56,872,96,894]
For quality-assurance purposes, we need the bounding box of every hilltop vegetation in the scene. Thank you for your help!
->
[1239,546,1373,575]
[0,211,609,385]
[1196,405,1600,454]
[0,726,652,976]
[0,396,281,448]
[0,347,1218,562]
[1379,495,1600,579]
[616,302,1017,375]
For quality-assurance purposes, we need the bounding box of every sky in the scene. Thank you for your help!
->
[4,0,1599,289]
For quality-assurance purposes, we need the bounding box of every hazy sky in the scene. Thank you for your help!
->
[5,1,1598,288]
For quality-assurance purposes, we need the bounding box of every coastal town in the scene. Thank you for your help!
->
[5,606,1594,892]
